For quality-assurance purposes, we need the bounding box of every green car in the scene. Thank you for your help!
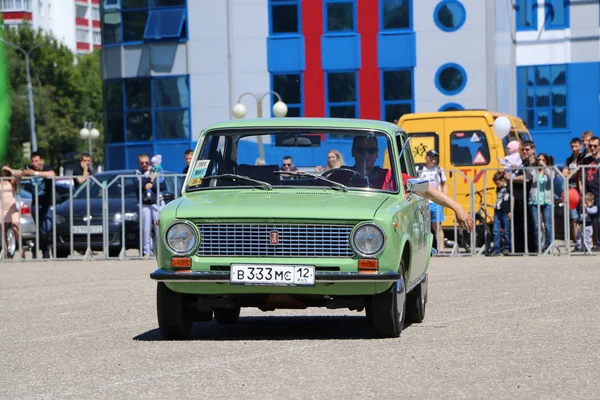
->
[150,118,433,339]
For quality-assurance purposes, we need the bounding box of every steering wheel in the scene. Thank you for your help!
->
[321,167,369,187]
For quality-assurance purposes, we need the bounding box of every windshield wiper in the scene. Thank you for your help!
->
[273,171,348,192]
[189,174,272,191]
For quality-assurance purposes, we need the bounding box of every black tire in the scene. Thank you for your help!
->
[55,248,70,259]
[475,219,493,254]
[365,304,373,322]
[214,307,241,324]
[371,270,406,338]
[109,247,124,258]
[406,274,428,324]
[156,282,192,339]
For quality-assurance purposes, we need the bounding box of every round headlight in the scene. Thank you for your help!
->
[165,221,199,255]
[351,223,385,257]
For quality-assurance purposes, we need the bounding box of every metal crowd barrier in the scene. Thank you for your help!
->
[0,173,186,262]
[0,166,598,262]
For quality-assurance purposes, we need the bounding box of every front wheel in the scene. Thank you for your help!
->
[371,273,406,338]
[406,274,428,323]
[157,282,192,340]
[4,226,17,259]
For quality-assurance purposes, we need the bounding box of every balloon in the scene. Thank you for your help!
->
[561,188,580,210]
[493,116,511,139]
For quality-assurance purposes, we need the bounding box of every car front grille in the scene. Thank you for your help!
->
[195,224,355,258]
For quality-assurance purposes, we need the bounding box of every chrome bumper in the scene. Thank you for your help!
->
[150,269,401,283]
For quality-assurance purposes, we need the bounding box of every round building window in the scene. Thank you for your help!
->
[435,63,467,95]
[434,0,466,32]
[439,103,464,111]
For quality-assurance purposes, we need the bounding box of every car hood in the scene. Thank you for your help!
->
[176,190,390,220]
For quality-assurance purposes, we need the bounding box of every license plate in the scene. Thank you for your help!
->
[230,264,315,286]
[72,225,103,234]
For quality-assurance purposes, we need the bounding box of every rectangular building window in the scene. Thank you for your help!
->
[76,4,88,18]
[93,31,102,45]
[517,64,567,131]
[105,76,192,143]
[269,0,300,35]
[324,0,355,33]
[545,0,569,29]
[381,69,413,123]
[76,28,89,42]
[381,0,411,31]
[516,0,536,31]
[326,71,357,118]
[92,7,100,20]
[271,73,303,117]
[100,0,188,45]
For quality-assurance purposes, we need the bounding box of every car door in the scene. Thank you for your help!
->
[396,131,429,284]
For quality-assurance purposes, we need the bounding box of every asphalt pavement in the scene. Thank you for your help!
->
[1,256,599,399]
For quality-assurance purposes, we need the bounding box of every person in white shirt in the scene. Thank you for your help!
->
[418,150,447,252]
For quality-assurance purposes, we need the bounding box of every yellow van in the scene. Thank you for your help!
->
[396,110,532,231]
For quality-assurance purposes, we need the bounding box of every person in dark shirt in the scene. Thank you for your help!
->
[3,151,56,258]
[562,138,584,242]
[72,153,95,188]
[182,148,193,174]
[492,172,512,255]
[581,136,600,248]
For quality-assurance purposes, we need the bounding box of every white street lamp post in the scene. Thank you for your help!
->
[79,122,100,159]
[231,91,288,163]
[0,39,42,151]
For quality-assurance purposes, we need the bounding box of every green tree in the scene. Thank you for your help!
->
[3,25,103,169]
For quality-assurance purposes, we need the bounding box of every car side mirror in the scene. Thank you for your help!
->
[406,178,429,194]
[162,192,175,203]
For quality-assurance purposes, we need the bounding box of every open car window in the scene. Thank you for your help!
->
[187,129,398,193]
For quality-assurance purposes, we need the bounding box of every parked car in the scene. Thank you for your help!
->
[150,117,433,339]
[52,170,181,258]
[0,185,37,259]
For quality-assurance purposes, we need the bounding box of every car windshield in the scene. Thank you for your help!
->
[72,173,179,199]
[187,128,398,192]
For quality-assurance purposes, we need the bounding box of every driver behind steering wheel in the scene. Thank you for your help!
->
[348,136,395,190]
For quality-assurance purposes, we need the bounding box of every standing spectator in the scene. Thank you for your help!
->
[182,149,193,174]
[491,172,512,256]
[562,138,584,243]
[507,140,537,253]
[576,193,598,252]
[3,152,55,258]
[137,154,165,257]
[529,153,555,252]
[582,130,594,164]
[418,150,447,252]
[581,136,600,249]
[72,153,94,188]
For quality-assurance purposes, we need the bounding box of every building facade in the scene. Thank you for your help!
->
[98,0,599,171]
[1,0,101,54]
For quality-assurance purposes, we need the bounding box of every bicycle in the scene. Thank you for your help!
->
[458,188,495,254]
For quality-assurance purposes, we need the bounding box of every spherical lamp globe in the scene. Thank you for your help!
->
[232,103,247,119]
[272,101,288,118]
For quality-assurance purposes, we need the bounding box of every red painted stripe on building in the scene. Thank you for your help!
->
[76,42,90,51]
[92,20,100,28]
[93,44,101,49]
[302,0,324,117]
[2,11,32,20]
[357,0,380,120]
[91,0,100,4]
[76,17,89,26]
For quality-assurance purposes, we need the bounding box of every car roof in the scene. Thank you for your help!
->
[202,117,403,133]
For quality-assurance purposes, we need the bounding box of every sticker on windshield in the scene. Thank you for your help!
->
[191,160,210,179]
[189,178,203,186]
